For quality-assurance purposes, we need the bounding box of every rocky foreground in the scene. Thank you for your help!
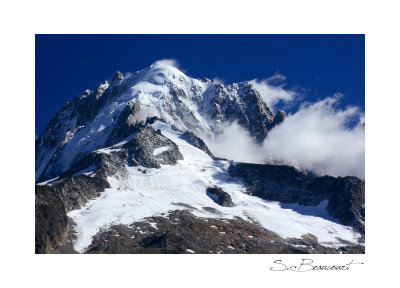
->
[49,209,364,254]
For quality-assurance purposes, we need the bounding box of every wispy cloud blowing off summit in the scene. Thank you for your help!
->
[154,59,181,69]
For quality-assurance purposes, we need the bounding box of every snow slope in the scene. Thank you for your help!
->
[68,121,361,253]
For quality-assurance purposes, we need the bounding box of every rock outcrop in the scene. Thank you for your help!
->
[181,131,214,158]
[272,110,286,127]
[307,176,365,233]
[228,163,365,234]
[35,186,68,254]
[206,186,235,207]
[122,125,183,168]
[84,210,364,254]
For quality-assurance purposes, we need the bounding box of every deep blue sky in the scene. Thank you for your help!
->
[36,34,364,135]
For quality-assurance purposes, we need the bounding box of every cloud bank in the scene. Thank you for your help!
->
[262,96,365,179]
[204,96,365,179]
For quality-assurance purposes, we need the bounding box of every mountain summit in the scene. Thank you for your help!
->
[35,62,365,254]
[36,61,282,183]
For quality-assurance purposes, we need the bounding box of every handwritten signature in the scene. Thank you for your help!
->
[270,258,364,272]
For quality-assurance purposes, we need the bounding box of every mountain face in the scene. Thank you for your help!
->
[36,63,276,183]
[35,62,365,254]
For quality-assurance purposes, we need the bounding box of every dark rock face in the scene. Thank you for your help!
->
[201,83,275,143]
[105,102,140,147]
[180,131,214,158]
[228,163,365,234]
[84,210,364,254]
[307,176,365,233]
[272,110,286,127]
[111,71,124,82]
[228,163,316,204]
[206,186,235,207]
[51,218,79,254]
[122,125,183,168]
[61,150,127,179]
[35,186,68,254]
[42,175,110,212]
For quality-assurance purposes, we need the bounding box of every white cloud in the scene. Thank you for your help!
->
[204,96,365,179]
[203,122,262,164]
[262,96,365,179]
[212,77,225,85]
[265,73,287,83]
[249,73,296,111]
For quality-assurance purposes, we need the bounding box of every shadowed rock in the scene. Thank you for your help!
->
[35,186,68,254]
[206,186,235,207]
[271,110,286,127]
[228,163,365,234]
[307,176,365,234]
[180,131,214,158]
[122,125,183,168]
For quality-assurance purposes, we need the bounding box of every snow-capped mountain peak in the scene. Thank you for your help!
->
[36,62,276,183]
[35,62,365,254]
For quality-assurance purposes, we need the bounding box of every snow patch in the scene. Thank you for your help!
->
[148,222,158,230]
[153,146,170,156]
[72,165,96,177]
[37,176,60,185]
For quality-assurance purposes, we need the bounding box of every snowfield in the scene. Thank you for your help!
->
[68,121,361,253]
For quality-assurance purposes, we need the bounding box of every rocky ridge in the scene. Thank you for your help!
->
[228,163,365,234]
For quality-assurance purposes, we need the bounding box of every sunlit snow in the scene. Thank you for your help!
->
[68,121,361,253]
